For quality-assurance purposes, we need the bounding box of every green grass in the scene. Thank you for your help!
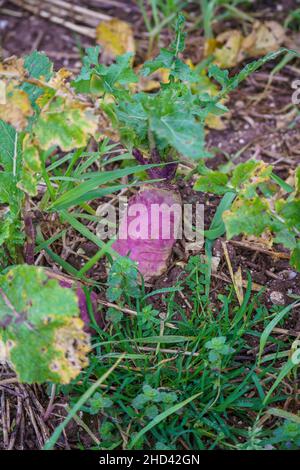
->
[49,257,300,450]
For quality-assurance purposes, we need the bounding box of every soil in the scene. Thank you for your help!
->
[0,0,300,449]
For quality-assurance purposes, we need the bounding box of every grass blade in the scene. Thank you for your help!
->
[43,355,125,450]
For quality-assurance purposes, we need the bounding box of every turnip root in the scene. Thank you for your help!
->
[46,270,101,331]
[112,183,182,280]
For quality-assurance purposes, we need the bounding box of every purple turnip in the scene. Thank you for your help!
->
[112,149,182,280]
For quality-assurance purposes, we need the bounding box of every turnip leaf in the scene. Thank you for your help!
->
[0,265,90,384]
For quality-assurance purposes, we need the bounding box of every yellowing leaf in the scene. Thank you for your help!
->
[134,66,170,92]
[204,38,218,57]
[0,83,33,130]
[50,68,73,88]
[0,56,25,79]
[242,21,285,57]
[247,231,274,249]
[96,19,135,58]
[51,318,90,384]
[0,265,91,384]
[212,21,286,68]
[0,80,6,104]
[33,97,98,151]
[205,113,226,130]
[191,70,228,129]
[214,30,244,68]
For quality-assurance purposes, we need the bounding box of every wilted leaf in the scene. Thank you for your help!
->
[233,266,244,305]
[135,67,169,92]
[212,21,286,68]
[96,19,135,58]
[49,68,73,90]
[0,83,33,130]
[0,56,24,79]
[214,30,244,68]
[204,38,218,57]
[243,21,285,57]
[33,97,98,151]
[0,265,90,384]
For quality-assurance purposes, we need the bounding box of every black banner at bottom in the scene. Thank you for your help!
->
[0,450,299,466]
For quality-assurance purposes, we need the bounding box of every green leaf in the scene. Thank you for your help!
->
[150,111,206,159]
[128,391,202,449]
[295,166,300,197]
[291,242,300,271]
[208,65,230,90]
[194,171,230,195]
[142,49,174,76]
[279,200,300,230]
[0,120,22,175]
[22,51,53,108]
[170,13,186,56]
[102,53,138,89]
[116,96,148,144]
[0,121,24,259]
[73,51,137,95]
[24,51,53,81]
[223,197,272,238]
[16,143,41,196]
[274,229,297,250]
[231,161,264,188]
[0,265,90,384]
[215,49,291,99]
[141,14,195,83]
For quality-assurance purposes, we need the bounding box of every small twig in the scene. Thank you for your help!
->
[222,241,244,306]
[228,239,290,260]
[0,377,19,386]
[8,395,22,450]
[97,298,178,330]
[137,346,200,357]
[70,411,101,446]
[1,391,9,448]
[43,384,56,421]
